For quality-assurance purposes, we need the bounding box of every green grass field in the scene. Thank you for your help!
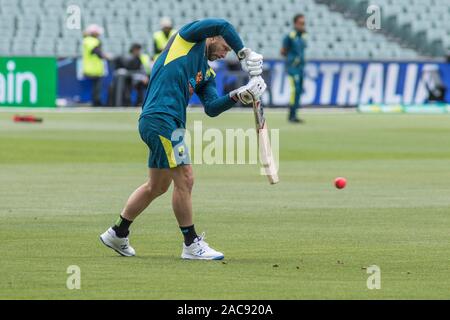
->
[1,109,450,299]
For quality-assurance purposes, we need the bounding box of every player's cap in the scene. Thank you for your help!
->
[160,17,173,28]
[85,24,104,36]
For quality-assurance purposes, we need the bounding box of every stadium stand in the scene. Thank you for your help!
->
[0,0,446,59]
[319,0,450,57]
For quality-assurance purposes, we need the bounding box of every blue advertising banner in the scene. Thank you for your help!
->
[266,60,450,106]
[57,59,450,107]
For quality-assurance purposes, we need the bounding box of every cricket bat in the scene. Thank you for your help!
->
[252,94,279,185]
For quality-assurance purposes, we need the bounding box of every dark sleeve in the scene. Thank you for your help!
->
[196,78,237,117]
[92,45,105,58]
[153,37,162,54]
[282,35,291,51]
[179,18,244,54]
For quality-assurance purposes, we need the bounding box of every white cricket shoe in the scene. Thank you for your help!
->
[99,227,136,257]
[181,233,224,260]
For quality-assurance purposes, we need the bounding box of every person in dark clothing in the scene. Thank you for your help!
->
[423,65,447,103]
[110,44,150,106]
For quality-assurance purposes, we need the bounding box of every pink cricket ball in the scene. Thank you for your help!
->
[335,177,347,189]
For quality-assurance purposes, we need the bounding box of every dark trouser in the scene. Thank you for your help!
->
[87,76,103,106]
[288,71,304,119]
[110,71,148,107]
[134,81,147,106]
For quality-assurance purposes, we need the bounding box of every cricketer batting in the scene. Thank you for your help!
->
[100,19,267,260]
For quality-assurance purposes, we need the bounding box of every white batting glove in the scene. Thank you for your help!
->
[230,76,267,105]
[238,47,264,77]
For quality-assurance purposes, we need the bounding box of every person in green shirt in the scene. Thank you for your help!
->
[100,19,266,261]
[281,14,307,123]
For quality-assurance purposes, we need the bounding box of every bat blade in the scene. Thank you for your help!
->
[252,99,279,185]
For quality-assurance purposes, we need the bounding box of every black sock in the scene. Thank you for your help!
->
[112,216,133,238]
[180,225,198,246]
